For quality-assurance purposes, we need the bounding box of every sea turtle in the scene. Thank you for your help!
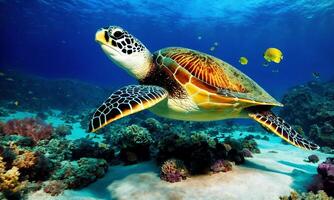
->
[89,26,319,150]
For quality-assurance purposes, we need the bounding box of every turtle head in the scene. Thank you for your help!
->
[95,26,152,80]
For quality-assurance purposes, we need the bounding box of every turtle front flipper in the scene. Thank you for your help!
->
[89,85,168,132]
[249,111,319,150]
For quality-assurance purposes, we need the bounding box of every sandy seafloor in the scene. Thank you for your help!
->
[1,110,331,200]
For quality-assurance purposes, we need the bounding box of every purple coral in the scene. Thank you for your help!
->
[160,159,188,183]
[242,148,253,158]
[309,157,334,197]
[210,159,233,173]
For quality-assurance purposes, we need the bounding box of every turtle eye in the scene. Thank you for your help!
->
[113,31,123,38]
[109,28,124,39]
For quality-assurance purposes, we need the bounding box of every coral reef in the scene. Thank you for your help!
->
[0,156,27,198]
[157,131,246,176]
[53,125,72,138]
[112,125,153,164]
[2,118,52,143]
[51,157,108,189]
[280,80,334,148]
[210,159,233,173]
[160,159,189,183]
[43,181,67,196]
[70,138,115,162]
[280,190,333,200]
[308,157,334,197]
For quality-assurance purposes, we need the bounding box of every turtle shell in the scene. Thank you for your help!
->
[154,47,282,107]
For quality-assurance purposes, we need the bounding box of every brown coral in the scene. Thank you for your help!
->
[13,151,38,169]
[0,157,27,193]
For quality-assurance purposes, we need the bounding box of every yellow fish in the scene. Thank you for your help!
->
[210,46,215,51]
[14,101,19,106]
[239,57,248,65]
[264,48,283,63]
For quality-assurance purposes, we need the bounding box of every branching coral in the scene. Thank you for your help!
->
[160,159,188,183]
[3,118,52,143]
[12,151,38,169]
[0,157,27,194]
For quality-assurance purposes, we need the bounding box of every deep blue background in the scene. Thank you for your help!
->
[1,0,333,99]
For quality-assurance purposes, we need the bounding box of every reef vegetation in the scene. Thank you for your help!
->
[280,80,334,150]
[0,71,333,199]
[0,117,114,199]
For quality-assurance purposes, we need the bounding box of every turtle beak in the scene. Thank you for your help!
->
[95,29,110,46]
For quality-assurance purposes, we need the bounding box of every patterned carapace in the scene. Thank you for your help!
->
[160,48,248,93]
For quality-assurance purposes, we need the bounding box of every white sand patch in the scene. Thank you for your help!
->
[107,165,293,200]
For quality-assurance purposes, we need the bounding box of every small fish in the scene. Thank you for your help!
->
[99,143,108,149]
[213,42,219,46]
[5,77,14,81]
[14,101,19,106]
[197,36,202,40]
[312,72,320,79]
[239,57,248,65]
[210,46,215,51]
[0,72,5,76]
[263,48,283,63]
[262,62,270,67]
[272,69,279,73]
[28,91,33,94]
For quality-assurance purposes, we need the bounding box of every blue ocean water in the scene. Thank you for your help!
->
[1,0,334,99]
[1,2,334,199]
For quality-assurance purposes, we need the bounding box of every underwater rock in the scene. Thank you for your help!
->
[2,118,53,144]
[280,80,334,148]
[305,154,320,163]
[51,157,108,189]
[227,149,245,165]
[70,138,115,162]
[160,159,189,183]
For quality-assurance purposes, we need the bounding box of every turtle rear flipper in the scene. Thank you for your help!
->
[89,85,168,132]
[249,111,319,150]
